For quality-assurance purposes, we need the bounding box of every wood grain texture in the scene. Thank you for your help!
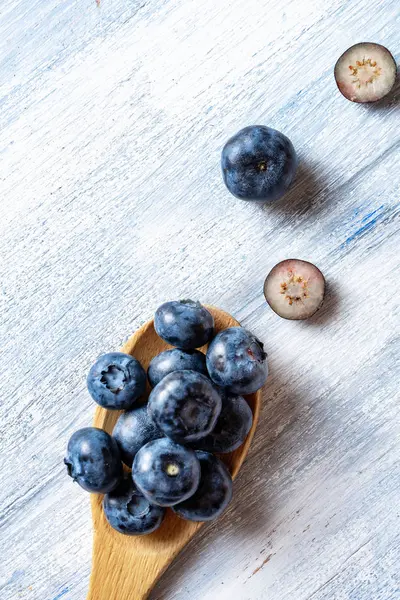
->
[88,307,260,600]
[0,0,399,599]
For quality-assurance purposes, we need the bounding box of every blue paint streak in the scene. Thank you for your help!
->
[343,220,377,245]
[52,587,69,600]
[341,205,386,248]
[360,205,384,223]
[0,570,25,590]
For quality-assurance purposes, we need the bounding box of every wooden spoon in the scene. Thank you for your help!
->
[87,306,262,600]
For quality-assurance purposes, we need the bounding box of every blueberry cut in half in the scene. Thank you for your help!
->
[148,348,208,387]
[132,438,201,507]
[206,327,268,395]
[173,451,233,522]
[192,390,253,453]
[103,475,165,536]
[148,370,222,443]
[87,352,146,410]
[154,300,214,349]
[334,43,397,103]
[221,125,298,202]
[264,258,325,320]
[64,427,122,494]
[113,405,164,467]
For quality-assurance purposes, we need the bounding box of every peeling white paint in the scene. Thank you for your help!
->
[0,0,399,599]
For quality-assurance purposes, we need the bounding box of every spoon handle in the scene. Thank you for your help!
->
[87,517,170,600]
[87,493,201,600]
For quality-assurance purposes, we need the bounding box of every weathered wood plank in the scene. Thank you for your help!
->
[0,0,399,598]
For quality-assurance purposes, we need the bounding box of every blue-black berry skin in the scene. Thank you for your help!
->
[172,451,233,522]
[148,348,208,387]
[87,352,146,410]
[113,406,164,467]
[132,438,201,507]
[103,475,165,536]
[206,327,268,394]
[148,370,222,443]
[221,125,298,202]
[154,300,214,349]
[64,427,122,494]
[192,391,253,453]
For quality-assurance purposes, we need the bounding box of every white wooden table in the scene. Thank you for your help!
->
[1,0,399,598]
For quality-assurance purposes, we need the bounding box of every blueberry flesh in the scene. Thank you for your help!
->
[148,348,208,387]
[221,125,298,202]
[148,370,222,443]
[87,352,146,410]
[334,43,397,103]
[64,427,122,494]
[206,327,268,395]
[154,300,214,349]
[113,406,164,467]
[192,391,253,453]
[173,451,233,522]
[132,438,201,506]
[264,258,325,320]
[103,475,165,535]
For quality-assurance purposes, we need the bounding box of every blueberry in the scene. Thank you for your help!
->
[221,125,298,202]
[334,43,397,104]
[87,352,146,410]
[103,475,165,535]
[172,451,233,522]
[264,259,325,320]
[148,370,222,443]
[206,327,268,394]
[148,348,208,387]
[64,427,122,494]
[192,390,253,453]
[154,300,214,349]
[132,438,201,506]
[112,405,164,467]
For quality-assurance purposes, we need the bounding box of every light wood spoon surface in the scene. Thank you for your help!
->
[87,306,262,600]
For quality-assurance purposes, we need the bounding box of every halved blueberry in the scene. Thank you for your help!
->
[334,43,396,103]
[264,258,325,320]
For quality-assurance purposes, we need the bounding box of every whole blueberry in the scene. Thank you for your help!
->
[154,300,214,349]
[173,451,233,522]
[132,438,201,506]
[87,352,146,410]
[148,348,208,387]
[192,391,253,453]
[64,427,122,494]
[103,475,165,536]
[206,327,268,394]
[113,405,164,467]
[221,125,298,202]
[148,370,222,443]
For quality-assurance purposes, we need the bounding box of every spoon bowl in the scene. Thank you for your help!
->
[87,306,262,600]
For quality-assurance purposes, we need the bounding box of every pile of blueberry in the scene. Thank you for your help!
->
[65,300,268,535]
